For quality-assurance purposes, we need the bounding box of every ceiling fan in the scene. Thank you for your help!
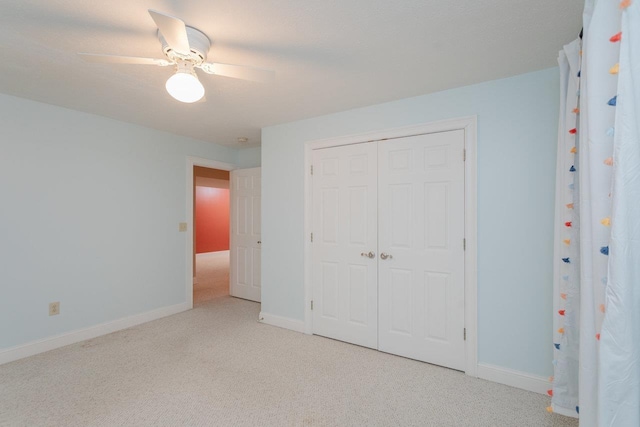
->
[79,9,274,103]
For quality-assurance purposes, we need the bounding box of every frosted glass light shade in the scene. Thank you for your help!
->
[166,71,205,103]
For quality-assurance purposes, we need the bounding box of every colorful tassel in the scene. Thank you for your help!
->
[547,389,554,396]
[577,70,581,78]
[610,32,622,42]
[608,96,617,106]
[559,310,566,316]
[562,257,571,263]
[566,203,574,209]
[560,293,567,300]
[558,328,565,334]
[569,183,575,190]
[569,128,577,134]
[576,406,580,414]
[606,127,615,136]
[604,157,614,166]
[562,275,569,281]
[554,343,561,350]
[570,146,577,154]
[563,239,571,246]
[552,359,558,366]
[601,217,611,226]
[599,304,606,313]
[620,0,632,8]
[596,333,601,341]
[610,63,620,75]
[569,165,576,172]
[547,406,554,413]
[572,107,580,114]
[565,221,572,227]
[600,246,609,255]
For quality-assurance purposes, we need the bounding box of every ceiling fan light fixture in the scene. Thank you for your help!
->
[165,62,204,103]
[78,10,274,103]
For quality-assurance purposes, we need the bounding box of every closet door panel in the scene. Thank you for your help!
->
[378,130,466,371]
[311,143,378,349]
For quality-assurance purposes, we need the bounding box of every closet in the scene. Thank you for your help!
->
[311,130,466,370]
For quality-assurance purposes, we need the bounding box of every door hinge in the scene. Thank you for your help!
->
[463,149,466,162]
[311,164,314,175]
[464,328,466,341]
[463,238,466,251]
[311,232,314,242]
[311,300,314,310]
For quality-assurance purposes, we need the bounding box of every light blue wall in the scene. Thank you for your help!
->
[261,68,559,377]
[235,146,262,168]
[0,94,243,349]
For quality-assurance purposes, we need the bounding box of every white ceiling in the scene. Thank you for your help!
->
[0,0,583,147]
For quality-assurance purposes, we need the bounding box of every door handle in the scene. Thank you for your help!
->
[360,251,375,259]
[257,241,261,244]
[380,252,393,260]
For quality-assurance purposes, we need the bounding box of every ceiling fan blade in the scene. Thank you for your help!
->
[78,53,169,66]
[200,62,275,83]
[148,9,191,56]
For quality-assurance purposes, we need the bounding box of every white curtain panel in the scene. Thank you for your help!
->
[599,2,640,426]
[578,1,620,425]
[553,1,638,425]
[552,38,581,419]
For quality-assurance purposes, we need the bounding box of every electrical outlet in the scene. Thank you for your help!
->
[49,302,60,316]
[179,222,188,232]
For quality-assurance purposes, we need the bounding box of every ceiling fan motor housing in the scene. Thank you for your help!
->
[158,26,211,64]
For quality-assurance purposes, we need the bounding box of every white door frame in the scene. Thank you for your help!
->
[185,156,235,309]
[303,116,478,377]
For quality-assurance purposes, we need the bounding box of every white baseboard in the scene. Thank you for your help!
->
[0,302,191,366]
[258,311,305,333]
[477,363,550,395]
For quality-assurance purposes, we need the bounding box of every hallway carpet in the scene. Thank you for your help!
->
[193,251,229,305]
[0,297,577,426]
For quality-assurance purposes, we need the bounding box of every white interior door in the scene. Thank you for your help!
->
[230,167,261,302]
[378,130,466,370]
[311,143,378,349]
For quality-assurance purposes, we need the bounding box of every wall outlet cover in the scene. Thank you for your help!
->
[49,302,60,316]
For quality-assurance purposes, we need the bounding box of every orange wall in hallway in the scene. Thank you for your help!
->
[195,187,230,253]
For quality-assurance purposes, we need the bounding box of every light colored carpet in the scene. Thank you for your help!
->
[0,297,577,427]
[194,251,229,305]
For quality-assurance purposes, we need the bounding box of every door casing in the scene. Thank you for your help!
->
[303,116,478,377]
[185,157,235,309]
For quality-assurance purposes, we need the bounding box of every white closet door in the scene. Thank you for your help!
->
[312,143,378,349]
[378,131,466,370]
[230,167,261,302]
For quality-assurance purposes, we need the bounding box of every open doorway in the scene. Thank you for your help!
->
[193,166,230,305]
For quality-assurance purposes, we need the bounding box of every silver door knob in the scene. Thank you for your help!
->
[360,251,375,259]
[380,252,393,260]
